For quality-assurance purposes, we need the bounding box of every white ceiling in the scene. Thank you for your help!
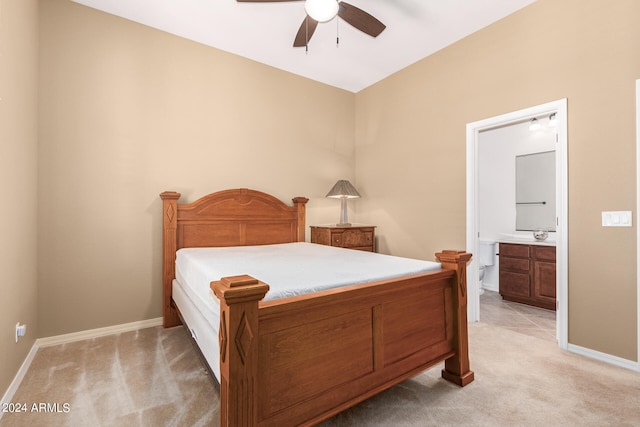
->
[72,0,537,93]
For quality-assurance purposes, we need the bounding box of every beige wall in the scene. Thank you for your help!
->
[0,0,39,397]
[37,0,355,337]
[355,0,640,361]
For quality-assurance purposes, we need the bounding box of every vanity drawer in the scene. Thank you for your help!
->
[500,243,530,258]
[534,245,556,261]
[500,256,530,272]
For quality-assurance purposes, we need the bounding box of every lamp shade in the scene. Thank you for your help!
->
[325,180,361,199]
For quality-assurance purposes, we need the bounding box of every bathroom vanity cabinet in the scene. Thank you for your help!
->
[499,242,556,310]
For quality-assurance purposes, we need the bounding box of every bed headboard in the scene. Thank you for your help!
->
[160,188,309,326]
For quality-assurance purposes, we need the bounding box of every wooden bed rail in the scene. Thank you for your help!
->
[212,250,473,427]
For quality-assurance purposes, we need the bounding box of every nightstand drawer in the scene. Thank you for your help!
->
[333,230,373,248]
[311,225,376,252]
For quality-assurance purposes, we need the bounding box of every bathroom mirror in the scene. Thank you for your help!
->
[515,151,556,231]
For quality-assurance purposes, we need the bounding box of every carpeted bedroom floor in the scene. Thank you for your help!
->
[2,292,639,427]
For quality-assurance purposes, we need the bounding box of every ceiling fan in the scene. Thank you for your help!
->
[236,0,386,47]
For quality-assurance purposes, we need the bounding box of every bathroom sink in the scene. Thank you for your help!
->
[498,235,556,246]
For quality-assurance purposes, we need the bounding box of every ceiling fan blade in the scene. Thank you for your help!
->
[338,2,386,37]
[293,16,319,47]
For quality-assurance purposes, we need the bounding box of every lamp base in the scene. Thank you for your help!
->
[338,199,350,227]
[336,223,352,227]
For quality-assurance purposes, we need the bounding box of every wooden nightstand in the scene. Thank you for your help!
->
[310,224,376,252]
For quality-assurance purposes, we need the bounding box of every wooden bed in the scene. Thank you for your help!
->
[160,188,473,427]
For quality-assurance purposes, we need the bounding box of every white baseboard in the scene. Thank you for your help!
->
[36,317,163,347]
[0,343,39,419]
[568,343,640,372]
[0,317,163,420]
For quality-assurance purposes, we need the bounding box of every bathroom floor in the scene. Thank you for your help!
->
[479,290,556,342]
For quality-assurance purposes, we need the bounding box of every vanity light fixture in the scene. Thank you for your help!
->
[529,117,541,131]
[325,179,361,226]
[305,0,339,23]
[548,112,557,127]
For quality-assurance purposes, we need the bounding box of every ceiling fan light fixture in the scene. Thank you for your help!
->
[529,117,541,131]
[305,0,339,23]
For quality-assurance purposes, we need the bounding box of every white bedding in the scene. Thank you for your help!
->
[172,242,441,381]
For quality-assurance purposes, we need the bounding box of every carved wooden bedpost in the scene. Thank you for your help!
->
[160,191,182,328]
[292,197,309,242]
[212,275,269,427]
[436,250,474,387]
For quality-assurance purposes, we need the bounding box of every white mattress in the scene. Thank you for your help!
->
[172,242,441,381]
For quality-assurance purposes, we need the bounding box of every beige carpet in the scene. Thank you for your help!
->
[1,321,639,427]
[0,326,218,427]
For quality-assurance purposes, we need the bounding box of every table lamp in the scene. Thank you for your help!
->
[325,180,361,226]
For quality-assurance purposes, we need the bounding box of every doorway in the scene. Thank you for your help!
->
[466,99,568,350]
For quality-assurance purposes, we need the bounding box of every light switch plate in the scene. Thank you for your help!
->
[602,211,632,227]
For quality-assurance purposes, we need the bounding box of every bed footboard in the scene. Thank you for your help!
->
[212,250,473,427]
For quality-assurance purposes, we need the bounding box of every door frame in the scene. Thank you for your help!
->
[636,79,640,369]
[465,99,568,350]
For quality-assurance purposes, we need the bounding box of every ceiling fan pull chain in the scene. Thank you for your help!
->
[336,17,339,47]
[305,18,309,54]
[306,17,310,54]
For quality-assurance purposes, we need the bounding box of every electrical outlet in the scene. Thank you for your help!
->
[15,323,26,343]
